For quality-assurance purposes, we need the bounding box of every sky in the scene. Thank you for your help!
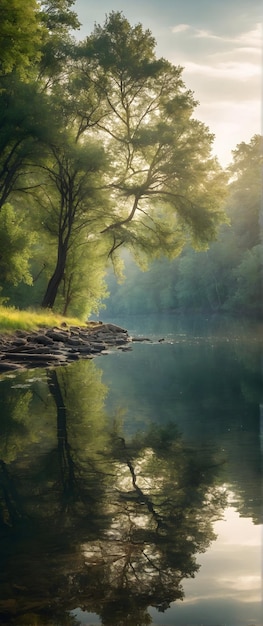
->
[74,0,262,167]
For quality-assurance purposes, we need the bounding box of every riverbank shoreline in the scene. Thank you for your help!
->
[0,322,133,374]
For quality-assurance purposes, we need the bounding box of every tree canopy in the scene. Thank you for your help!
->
[0,3,258,318]
[0,0,42,77]
[79,13,226,251]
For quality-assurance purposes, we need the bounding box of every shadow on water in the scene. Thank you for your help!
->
[0,315,262,625]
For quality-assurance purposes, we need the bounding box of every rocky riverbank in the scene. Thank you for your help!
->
[0,322,133,374]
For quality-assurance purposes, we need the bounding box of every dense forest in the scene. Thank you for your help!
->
[0,0,262,319]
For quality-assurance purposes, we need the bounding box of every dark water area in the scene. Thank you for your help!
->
[0,315,262,626]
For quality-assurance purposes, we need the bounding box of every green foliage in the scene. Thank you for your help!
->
[0,5,256,317]
[103,134,263,318]
[38,0,81,81]
[87,11,160,76]
[0,75,57,209]
[40,0,80,33]
[0,203,35,286]
[39,134,108,309]
[0,0,42,77]
[54,237,109,318]
[105,252,178,315]
[229,134,262,180]
[226,134,262,250]
[226,245,263,313]
[81,12,227,261]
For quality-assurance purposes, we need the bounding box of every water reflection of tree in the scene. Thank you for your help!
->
[45,366,111,534]
[0,362,227,625]
[82,423,226,624]
[100,335,263,525]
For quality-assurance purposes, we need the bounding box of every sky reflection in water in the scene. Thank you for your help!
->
[150,506,262,626]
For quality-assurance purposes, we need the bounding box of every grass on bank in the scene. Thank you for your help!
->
[0,305,87,333]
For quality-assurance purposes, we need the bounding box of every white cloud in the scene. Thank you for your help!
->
[194,23,261,48]
[178,507,262,615]
[237,23,262,47]
[194,28,222,41]
[171,23,190,34]
[168,20,261,166]
[184,61,260,82]
[169,22,261,81]
[171,22,261,50]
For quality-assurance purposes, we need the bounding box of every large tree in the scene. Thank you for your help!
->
[38,11,227,310]
[39,135,108,309]
[0,6,227,314]
[76,13,227,256]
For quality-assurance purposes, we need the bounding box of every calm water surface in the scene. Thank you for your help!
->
[0,315,262,626]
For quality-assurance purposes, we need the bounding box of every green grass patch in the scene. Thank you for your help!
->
[0,306,87,333]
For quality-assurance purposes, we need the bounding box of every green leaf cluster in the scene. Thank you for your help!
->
[0,0,42,78]
[0,203,36,285]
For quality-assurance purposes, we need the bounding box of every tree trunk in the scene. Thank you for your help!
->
[47,371,77,511]
[41,243,67,309]
[62,273,73,317]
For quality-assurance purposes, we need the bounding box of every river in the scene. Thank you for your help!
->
[0,314,262,626]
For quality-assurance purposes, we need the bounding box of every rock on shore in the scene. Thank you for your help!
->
[0,322,132,374]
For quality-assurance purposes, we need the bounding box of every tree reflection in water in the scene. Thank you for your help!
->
[0,361,227,625]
